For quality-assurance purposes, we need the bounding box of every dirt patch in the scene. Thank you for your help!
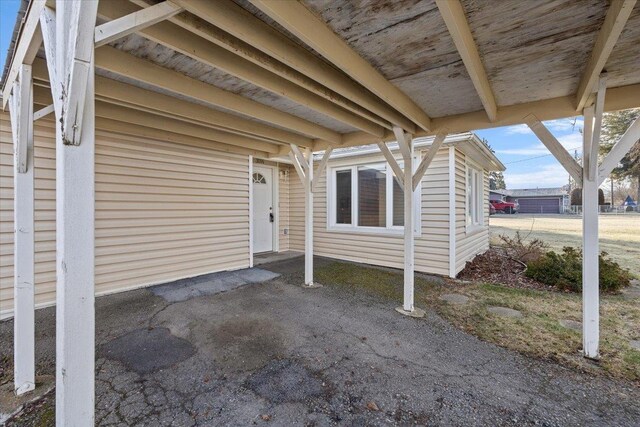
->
[99,327,196,374]
[206,318,285,372]
[458,247,556,292]
[245,359,327,404]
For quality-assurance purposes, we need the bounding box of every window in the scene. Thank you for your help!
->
[252,172,266,184]
[466,165,484,229]
[328,161,419,234]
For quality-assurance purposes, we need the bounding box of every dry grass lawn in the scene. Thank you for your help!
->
[490,214,640,277]
[315,261,640,383]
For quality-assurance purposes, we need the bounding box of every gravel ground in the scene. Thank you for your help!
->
[1,256,639,426]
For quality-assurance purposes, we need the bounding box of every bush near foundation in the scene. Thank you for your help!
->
[525,247,631,293]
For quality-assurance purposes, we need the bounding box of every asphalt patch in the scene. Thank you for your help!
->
[149,268,280,303]
[100,327,196,374]
[245,359,325,404]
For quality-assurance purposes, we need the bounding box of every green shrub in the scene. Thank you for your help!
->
[525,247,631,293]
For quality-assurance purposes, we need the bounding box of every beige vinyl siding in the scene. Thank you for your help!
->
[290,149,451,276]
[278,164,291,251]
[455,150,490,274]
[1,111,250,318]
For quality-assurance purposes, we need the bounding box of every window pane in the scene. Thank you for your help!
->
[335,170,352,224]
[467,169,473,223]
[358,165,386,227]
[392,175,404,226]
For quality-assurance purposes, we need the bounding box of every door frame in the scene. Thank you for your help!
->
[249,160,279,266]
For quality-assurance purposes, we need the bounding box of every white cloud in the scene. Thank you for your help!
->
[502,118,582,136]
[497,127,584,156]
[505,163,570,188]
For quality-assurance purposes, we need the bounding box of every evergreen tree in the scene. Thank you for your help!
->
[489,171,506,190]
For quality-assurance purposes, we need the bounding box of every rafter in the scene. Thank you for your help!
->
[325,83,640,151]
[435,0,497,121]
[166,0,416,133]
[94,46,341,144]
[94,0,183,47]
[97,0,385,137]
[32,58,312,148]
[1,0,45,108]
[250,0,432,132]
[575,0,636,111]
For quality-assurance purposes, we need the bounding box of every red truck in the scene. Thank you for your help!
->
[490,198,519,214]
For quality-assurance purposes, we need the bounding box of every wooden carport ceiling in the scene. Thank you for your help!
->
[17,0,640,156]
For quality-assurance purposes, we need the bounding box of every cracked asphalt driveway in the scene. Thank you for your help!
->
[2,257,640,426]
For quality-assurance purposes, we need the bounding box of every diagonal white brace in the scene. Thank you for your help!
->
[60,1,99,146]
[289,143,309,171]
[34,103,55,121]
[413,130,448,191]
[598,115,640,185]
[95,1,183,47]
[377,141,404,190]
[312,147,332,193]
[288,148,306,185]
[525,114,583,187]
[39,6,61,117]
[393,126,413,162]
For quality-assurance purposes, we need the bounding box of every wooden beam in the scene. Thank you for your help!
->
[32,83,280,154]
[32,58,311,147]
[327,83,640,150]
[575,0,636,111]
[168,0,417,133]
[97,0,385,137]
[525,114,583,186]
[33,103,55,121]
[94,0,183,47]
[95,101,281,154]
[9,64,36,396]
[250,0,432,132]
[377,141,404,190]
[598,114,640,183]
[94,46,342,144]
[59,1,99,146]
[2,0,45,108]
[413,130,448,191]
[435,0,497,121]
[312,147,333,193]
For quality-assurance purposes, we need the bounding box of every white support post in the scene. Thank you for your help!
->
[248,155,254,268]
[54,1,98,424]
[9,64,36,396]
[582,104,600,359]
[394,130,425,317]
[303,147,316,287]
[448,146,457,279]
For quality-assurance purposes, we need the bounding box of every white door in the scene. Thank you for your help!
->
[252,166,274,253]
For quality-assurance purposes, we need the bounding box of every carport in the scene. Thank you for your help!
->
[2,0,640,423]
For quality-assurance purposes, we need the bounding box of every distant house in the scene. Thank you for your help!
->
[490,188,569,214]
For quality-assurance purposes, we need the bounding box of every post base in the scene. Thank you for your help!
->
[395,306,426,318]
[302,282,323,289]
[581,350,600,361]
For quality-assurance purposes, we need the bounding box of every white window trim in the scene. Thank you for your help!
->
[327,158,421,236]
[465,160,485,234]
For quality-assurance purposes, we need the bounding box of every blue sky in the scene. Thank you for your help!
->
[0,1,579,190]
